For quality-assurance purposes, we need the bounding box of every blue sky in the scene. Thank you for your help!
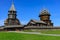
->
[0,0,60,26]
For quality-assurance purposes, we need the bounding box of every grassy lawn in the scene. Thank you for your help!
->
[0,32,60,40]
[24,30,60,34]
[39,30,60,34]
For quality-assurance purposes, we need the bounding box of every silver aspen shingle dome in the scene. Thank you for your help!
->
[40,9,50,16]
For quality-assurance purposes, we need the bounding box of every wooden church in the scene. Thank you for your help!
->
[25,9,53,29]
[3,1,54,31]
[4,2,24,31]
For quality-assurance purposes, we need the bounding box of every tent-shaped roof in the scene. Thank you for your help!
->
[9,2,16,11]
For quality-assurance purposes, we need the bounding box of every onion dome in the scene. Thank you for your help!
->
[39,9,50,17]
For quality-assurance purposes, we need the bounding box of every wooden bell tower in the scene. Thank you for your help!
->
[4,1,20,25]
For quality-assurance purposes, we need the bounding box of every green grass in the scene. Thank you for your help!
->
[0,32,60,40]
[39,30,60,34]
[24,30,60,34]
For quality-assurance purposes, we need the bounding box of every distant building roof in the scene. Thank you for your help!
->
[24,26,53,28]
[4,25,23,28]
[30,22,35,24]
[29,19,46,24]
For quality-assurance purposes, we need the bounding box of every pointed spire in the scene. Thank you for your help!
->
[9,0,16,11]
